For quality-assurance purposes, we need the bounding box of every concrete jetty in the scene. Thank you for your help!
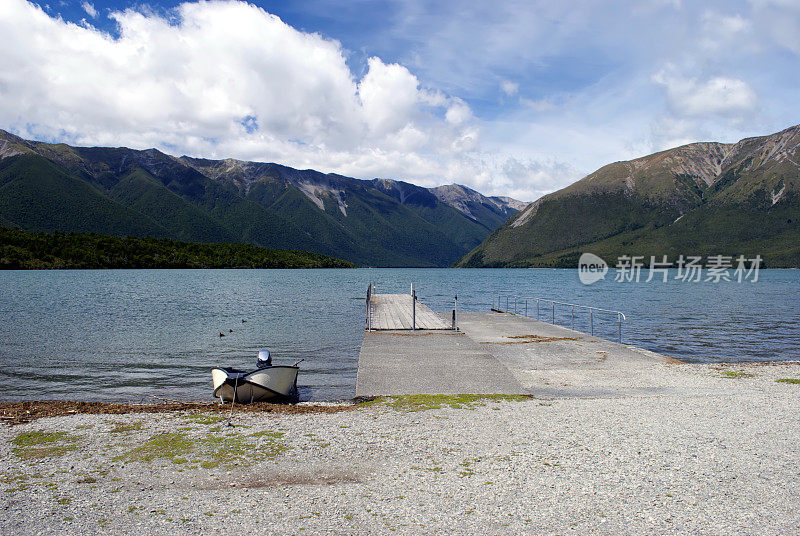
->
[356,292,677,398]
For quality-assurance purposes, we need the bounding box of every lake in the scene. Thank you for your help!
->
[1,268,798,402]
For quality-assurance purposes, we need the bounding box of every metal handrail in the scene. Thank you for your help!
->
[494,293,627,342]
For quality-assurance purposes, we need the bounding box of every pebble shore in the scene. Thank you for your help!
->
[2,362,800,535]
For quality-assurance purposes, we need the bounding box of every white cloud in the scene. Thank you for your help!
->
[80,1,97,18]
[445,98,471,125]
[0,0,491,192]
[653,69,758,118]
[500,80,518,96]
[748,0,800,55]
[520,97,556,112]
[0,0,796,204]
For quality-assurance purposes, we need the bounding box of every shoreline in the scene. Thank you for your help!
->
[3,362,800,535]
[3,360,800,425]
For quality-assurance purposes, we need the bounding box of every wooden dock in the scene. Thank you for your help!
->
[368,293,450,330]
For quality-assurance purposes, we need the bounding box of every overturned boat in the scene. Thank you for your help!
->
[211,349,301,403]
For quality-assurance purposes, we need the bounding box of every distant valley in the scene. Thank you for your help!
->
[0,131,525,267]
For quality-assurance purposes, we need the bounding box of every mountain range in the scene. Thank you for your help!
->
[458,124,800,268]
[0,130,525,267]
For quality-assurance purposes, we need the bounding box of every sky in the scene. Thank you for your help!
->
[1,0,798,201]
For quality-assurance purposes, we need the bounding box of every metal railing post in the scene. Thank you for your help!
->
[537,299,539,320]
[525,299,527,317]
[618,313,622,343]
[514,296,517,314]
[571,305,574,330]
[506,296,509,312]
[366,283,372,331]
[412,288,416,330]
[454,294,458,331]
[590,309,593,336]
[552,302,555,324]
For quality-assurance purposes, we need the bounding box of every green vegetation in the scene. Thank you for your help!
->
[183,414,228,425]
[0,227,354,269]
[11,431,80,459]
[776,378,800,384]
[458,126,800,268]
[114,432,194,463]
[359,393,531,412]
[717,370,754,379]
[113,426,290,468]
[0,132,521,267]
[107,421,143,434]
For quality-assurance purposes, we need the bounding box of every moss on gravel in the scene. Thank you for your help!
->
[360,394,532,412]
[10,431,80,460]
[717,370,754,379]
[113,427,289,468]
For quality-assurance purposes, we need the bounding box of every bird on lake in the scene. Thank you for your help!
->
[229,328,234,333]
[242,319,247,323]
[219,332,225,338]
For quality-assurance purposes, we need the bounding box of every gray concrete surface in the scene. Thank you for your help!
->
[355,329,525,397]
[457,312,720,399]
[357,311,714,399]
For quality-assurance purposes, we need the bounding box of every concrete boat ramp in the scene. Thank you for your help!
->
[356,292,679,399]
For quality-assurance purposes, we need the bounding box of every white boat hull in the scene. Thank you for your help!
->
[212,365,299,403]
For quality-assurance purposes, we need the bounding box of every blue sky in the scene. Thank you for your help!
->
[1,0,799,200]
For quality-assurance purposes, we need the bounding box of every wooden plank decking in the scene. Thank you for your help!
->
[368,293,450,330]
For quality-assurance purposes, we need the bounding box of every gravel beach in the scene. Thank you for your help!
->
[2,361,800,536]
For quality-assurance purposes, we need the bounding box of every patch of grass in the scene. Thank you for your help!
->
[776,378,800,384]
[361,393,531,412]
[114,428,290,468]
[250,431,285,439]
[108,421,143,434]
[11,431,80,459]
[76,476,97,484]
[1,473,29,491]
[12,431,71,446]
[113,432,193,463]
[717,370,754,379]
[184,414,227,425]
[199,432,290,468]
[57,497,71,505]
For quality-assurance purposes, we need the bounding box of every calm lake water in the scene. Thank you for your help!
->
[1,268,798,402]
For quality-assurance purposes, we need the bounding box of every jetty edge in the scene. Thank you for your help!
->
[357,286,681,399]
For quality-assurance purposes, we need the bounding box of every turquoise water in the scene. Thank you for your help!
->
[0,268,798,402]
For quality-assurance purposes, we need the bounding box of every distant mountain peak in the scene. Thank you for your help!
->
[0,130,526,267]
[458,122,800,268]
[430,183,529,220]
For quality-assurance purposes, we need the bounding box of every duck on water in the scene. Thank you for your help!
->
[211,349,301,403]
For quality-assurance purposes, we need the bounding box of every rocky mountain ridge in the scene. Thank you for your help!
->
[458,124,800,268]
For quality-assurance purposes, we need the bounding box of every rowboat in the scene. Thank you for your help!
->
[211,349,300,403]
